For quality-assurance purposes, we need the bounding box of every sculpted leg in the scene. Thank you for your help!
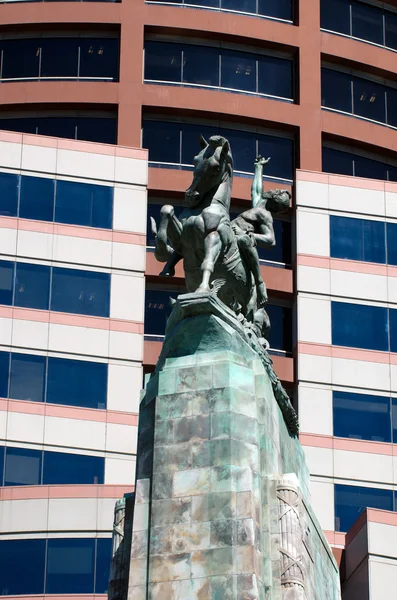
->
[197,230,222,293]
[152,205,176,263]
[237,234,268,306]
[159,250,182,277]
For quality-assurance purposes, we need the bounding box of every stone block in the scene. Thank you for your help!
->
[151,498,191,527]
[149,580,192,600]
[192,492,236,522]
[173,468,211,497]
[153,443,192,473]
[149,553,191,583]
[171,522,211,554]
[191,547,234,578]
[210,519,237,547]
[176,365,212,393]
[174,415,210,443]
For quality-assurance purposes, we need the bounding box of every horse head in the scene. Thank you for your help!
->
[185,135,233,208]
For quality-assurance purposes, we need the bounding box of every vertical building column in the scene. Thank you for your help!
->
[117,0,146,147]
[298,0,322,172]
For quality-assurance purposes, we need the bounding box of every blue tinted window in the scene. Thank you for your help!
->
[221,50,256,93]
[387,87,397,128]
[334,390,391,443]
[51,267,110,317]
[181,123,219,166]
[0,446,4,486]
[222,0,256,13]
[56,180,113,229]
[0,539,46,595]
[2,39,40,79]
[47,357,108,410]
[4,446,42,486]
[14,262,50,310]
[257,135,294,181]
[352,1,384,45]
[266,304,292,353]
[386,11,397,50]
[46,538,96,594]
[77,117,117,145]
[147,203,183,247]
[323,147,354,176]
[258,0,292,20]
[330,216,386,264]
[0,351,10,399]
[353,77,386,124]
[388,309,397,354]
[145,41,182,82]
[221,128,257,173]
[387,223,397,266]
[95,538,113,593]
[332,301,388,351]
[258,219,291,264]
[258,55,293,100]
[335,484,393,532]
[40,38,79,78]
[354,154,388,181]
[143,120,181,164]
[19,176,55,222]
[79,38,119,80]
[145,289,179,336]
[0,172,18,217]
[0,260,14,305]
[322,68,352,113]
[392,398,397,443]
[43,451,104,485]
[183,45,219,87]
[9,353,46,403]
[320,0,350,34]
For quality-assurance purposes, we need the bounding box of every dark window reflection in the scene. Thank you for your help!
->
[323,147,354,176]
[2,39,40,79]
[330,215,386,264]
[0,172,19,217]
[20,176,55,222]
[77,117,117,144]
[43,451,104,485]
[181,124,217,166]
[335,484,394,532]
[9,353,46,403]
[392,397,397,443]
[320,0,350,34]
[387,87,397,128]
[183,46,219,87]
[332,301,388,352]
[46,539,96,594]
[333,390,391,442]
[259,0,293,20]
[0,539,46,595]
[143,120,181,164]
[221,0,256,13]
[79,38,119,80]
[266,304,292,353]
[96,539,113,593]
[51,267,110,317]
[258,135,294,181]
[0,351,9,399]
[387,223,397,266]
[0,260,14,306]
[37,117,76,140]
[352,1,384,45]
[47,356,108,410]
[389,165,397,182]
[56,180,113,229]
[353,77,386,123]
[4,447,42,486]
[221,50,256,93]
[145,288,179,336]
[385,11,397,50]
[258,55,293,99]
[354,155,388,181]
[145,41,182,82]
[222,128,257,173]
[40,38,79,78]
[321,68,352,113]
[388,308,397,353]
[14,262,51,310]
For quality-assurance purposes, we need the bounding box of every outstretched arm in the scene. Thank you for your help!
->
[251,156,271,208]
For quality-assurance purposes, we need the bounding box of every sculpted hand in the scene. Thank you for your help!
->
[255,156,271,166]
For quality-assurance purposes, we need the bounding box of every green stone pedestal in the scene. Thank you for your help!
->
[127,294,341,600]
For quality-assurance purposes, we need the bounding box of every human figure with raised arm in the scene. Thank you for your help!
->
[231,155,291,306]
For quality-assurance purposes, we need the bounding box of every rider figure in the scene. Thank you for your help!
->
[231,156,290,306]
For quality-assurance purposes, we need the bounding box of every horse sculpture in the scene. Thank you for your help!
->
[151,134,265,329]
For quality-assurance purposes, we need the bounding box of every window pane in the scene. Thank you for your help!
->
[51,267,110,317]
[95,538,113,594]
[0,117,37,134]
[320,0,350,34]
[335,484,393,532]
[2,39,40,79]
[37,117,76,140]
[181,123,217,166]
[259,0,292,20]
[143,120,180,164]
[221,128,257,174]
[0,351,10,398]
[19,175,55,222]
[145,41,182,82]
[221,50,256,93]
[354,155,388,181]
[40,38,79,78]
[334,390,391,442]
[0,260,14,305]
[257,135,294,181]
[221,0,256,13]
[258,56,293,100]
[9,353,46,403]
[77,117,117,144]
[0,539,46,595]
[4,446,42,486]
[332,301,388,351]
[387,223,397,266]
[79,38,119,80]
[145,289,178,336]
[321,68,352,113]
[43,451,104,485]
[353,77,386,123]
[352,1,384,45]
[392,397,397,443]
[55,180,113,229]
[322,147,354,176]
[330,215,386,264]
[388,308,397,353]
[266,304,292,353]
[183,45,219,87]
[230,215,291,265]
[0,445,3,486]
[46,538,96,594]
[47,356,108,409]
[14,262,50,310]
[389,165,397,182]
[0,172,19,217]
[387,87,397,128]
[385,10,397,50]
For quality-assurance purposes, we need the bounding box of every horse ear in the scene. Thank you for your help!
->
[221,140,230,157]
[199,134,208,149]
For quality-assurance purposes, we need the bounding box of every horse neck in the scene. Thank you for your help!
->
[208,172,233,211]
